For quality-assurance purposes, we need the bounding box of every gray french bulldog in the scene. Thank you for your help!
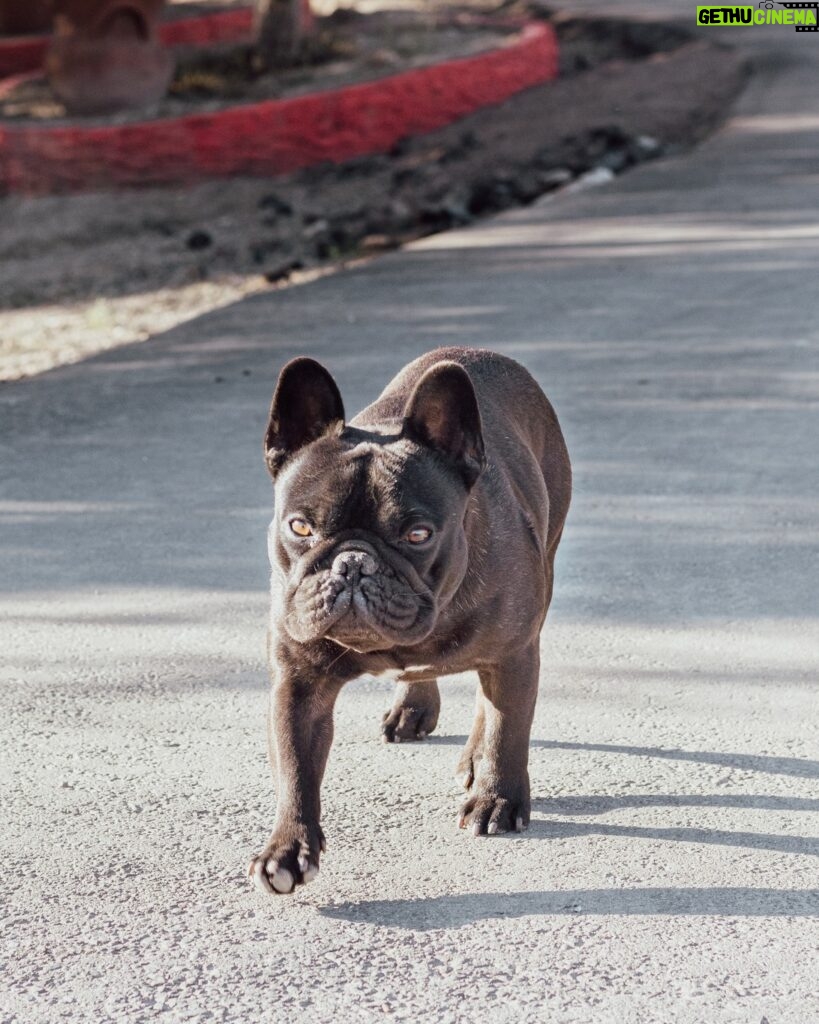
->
[249,347,571,894]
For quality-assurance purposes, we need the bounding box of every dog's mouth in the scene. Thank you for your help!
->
[283,541,436,648]
[325,622,391,654]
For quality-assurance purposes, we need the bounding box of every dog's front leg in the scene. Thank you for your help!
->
[249,670,344,894]
[458,645,538,835]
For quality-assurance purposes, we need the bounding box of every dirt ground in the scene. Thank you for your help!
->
[0,11,747,380]
[1,11,513,122]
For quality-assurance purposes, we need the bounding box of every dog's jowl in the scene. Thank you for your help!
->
[249,347,571,894]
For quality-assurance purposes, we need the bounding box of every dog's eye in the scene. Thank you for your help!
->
[406,526,433,545]
[289,518,314,538]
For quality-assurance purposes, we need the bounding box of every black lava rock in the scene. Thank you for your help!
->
[186,230,212,251]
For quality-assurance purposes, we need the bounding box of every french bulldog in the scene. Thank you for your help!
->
[249,347,571,894]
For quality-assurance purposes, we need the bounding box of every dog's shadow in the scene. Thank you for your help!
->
[356,732,819,928]
[318,886,819,930]
[321,733,819,929]
[427,735,819,781]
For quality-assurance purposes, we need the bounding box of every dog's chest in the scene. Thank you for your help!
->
[373,663,437,683]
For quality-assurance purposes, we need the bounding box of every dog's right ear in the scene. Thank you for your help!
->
[264,358,345,478]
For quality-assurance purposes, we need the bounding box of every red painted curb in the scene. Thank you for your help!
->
[0,35,45,78]
[0,8,254,78]
[0,22,558,195]
[160,7,253,47]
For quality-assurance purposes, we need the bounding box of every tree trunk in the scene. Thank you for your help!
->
[255,0,313,69]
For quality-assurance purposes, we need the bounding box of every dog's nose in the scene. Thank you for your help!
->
[331,549,378,581]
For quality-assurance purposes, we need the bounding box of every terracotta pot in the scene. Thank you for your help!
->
[0,0,52,35]
[46,0,174,115]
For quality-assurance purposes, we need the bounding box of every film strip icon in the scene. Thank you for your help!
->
[776,0,819,30]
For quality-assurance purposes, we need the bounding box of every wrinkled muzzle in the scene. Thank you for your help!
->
[283,540,436,650]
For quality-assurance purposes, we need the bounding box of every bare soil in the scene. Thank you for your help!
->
[0,9,513,122]
[0,10,748,381]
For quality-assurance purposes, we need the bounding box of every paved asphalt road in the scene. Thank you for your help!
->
[2,4,818,1022]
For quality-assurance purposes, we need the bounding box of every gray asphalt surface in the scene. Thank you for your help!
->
[2,5,818,1022]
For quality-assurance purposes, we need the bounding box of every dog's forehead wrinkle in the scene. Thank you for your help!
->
[341,441,374,463]
[283,436,457,534]
[343,436,407,468]
[338,441,413,515]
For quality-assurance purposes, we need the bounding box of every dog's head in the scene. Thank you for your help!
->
[264,357,485,652]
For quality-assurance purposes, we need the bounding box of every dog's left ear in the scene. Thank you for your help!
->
[402,361,486,487]
[264,357,345,478]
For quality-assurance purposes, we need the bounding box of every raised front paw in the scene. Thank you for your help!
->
[458,781,530,836]
[248,820,325,895]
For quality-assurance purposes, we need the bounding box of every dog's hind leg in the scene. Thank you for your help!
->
[381,678,441,743]
[458,645,538,835]
[455,683,485,789]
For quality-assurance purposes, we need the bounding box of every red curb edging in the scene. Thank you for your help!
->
[0,21,558,195]
[160,7,253,47]
[0,35,46,79]
[0,8,254,78]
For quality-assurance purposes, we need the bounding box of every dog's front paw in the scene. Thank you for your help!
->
[248,820,325,895]
[458,783,529,836]
[381,680,440,743]
[381,703,436,743]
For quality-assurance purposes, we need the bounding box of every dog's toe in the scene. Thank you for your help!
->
[249,823,324,895]
[269,865,295,894]
[381,705,435,743]
[458,789,527,837]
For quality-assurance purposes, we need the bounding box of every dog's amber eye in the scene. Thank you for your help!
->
[289,518,313,538]
[406,526,432,545]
